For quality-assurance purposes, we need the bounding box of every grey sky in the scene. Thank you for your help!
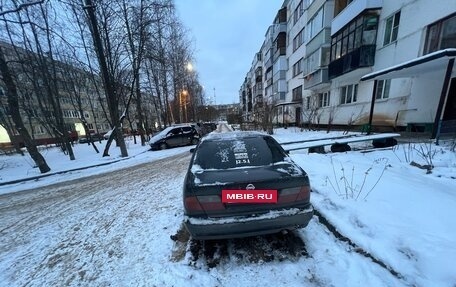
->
[174,0,283,105]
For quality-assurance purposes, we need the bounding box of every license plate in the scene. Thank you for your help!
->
[222,190,278,204]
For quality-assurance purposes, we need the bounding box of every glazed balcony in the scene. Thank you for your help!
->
[328,44,376,79]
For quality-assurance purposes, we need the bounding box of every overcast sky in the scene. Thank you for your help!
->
[174,0,283,105]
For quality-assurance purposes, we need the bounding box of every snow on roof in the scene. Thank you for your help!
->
[361,49,456,81]
[201,131,268,142]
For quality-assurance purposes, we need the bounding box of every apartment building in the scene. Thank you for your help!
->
[240,2,290,125]
[240,0,456,137]
[0,41,158,146]
[293,0,335,126]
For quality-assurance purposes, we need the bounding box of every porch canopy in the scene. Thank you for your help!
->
[361,49,456,81]
[360,49,456,139]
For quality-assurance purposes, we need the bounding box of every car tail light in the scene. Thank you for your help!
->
[184,195,225,215]
[197,195,225,211]
[184,196,204,212]
[279,187,301,203]
[296,186,311,201]
[279,186,310,203]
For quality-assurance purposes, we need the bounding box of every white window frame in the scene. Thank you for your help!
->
[375,79,391,100]
[383,11,401,46]
[318,91,330,107]
[293,1,304,25]
[340,84,358,104]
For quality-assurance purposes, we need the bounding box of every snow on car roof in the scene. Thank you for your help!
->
[201,131,268,142]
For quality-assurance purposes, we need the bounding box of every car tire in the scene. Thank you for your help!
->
[331,143,351,153]
[159,143,167,150]
[191,138,198,145]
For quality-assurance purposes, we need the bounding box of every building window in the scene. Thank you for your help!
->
[306,7,324,42]
[35,126,45,135]
[383,11,401,46]
[340,84,358,104]
[318,91,330,107]
[375,79,391,100]
[305,97,311,109]
[424,13,456,54]
[293,1,304,25]
[293,28,305,51]
[293,59,303,77]
[292,86,303,102]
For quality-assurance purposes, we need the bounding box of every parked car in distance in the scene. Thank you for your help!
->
[203,122,217,133]
[174,122,207,137]
[149,125,199,150]
[78,133,103,144]
[183,131,313,240]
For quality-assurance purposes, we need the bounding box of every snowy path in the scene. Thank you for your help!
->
[0,151,407,286]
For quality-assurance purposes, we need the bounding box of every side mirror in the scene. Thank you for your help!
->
[190,148,195,153]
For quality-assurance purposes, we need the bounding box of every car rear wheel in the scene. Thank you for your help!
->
[159,143,167,150]
[191,138,198,145]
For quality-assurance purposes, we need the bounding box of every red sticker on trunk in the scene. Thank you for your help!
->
[222,190,278,204]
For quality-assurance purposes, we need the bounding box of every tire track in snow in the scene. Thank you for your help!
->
[0,153,191,286]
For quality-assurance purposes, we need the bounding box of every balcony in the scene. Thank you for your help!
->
[274,92,286,102]
[332,0,383,35]
[304,68,329,89]
[273,46,286,62]
[308,0,326,20]
[255,67,262,83]
[328,44,376,79]
[273,23,287,40]
[306,28,331,55]
[253,84,263,97]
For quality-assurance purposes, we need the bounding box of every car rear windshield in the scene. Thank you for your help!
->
[194,136,287,170]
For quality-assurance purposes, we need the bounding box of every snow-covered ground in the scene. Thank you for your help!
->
[1,127,455,287]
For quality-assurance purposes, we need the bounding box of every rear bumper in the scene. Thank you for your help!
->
[184,205,313,240]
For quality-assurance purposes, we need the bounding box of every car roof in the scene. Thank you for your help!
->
[167,124,193,129]
[201,131,268,142]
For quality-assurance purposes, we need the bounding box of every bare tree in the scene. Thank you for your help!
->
[301,95,320,131]
[326,105,338,133]
[2,1,77,160]
[0,46,50,173]
[82,0,129,157]
[344,106,365,135]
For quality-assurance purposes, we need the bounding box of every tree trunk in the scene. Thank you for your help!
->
[0,47,50,173]
[83,0,128,157]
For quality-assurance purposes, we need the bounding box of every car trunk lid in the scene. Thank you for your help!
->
[184,163,311,217]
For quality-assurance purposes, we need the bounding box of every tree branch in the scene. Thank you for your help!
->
[0,1,45,17]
